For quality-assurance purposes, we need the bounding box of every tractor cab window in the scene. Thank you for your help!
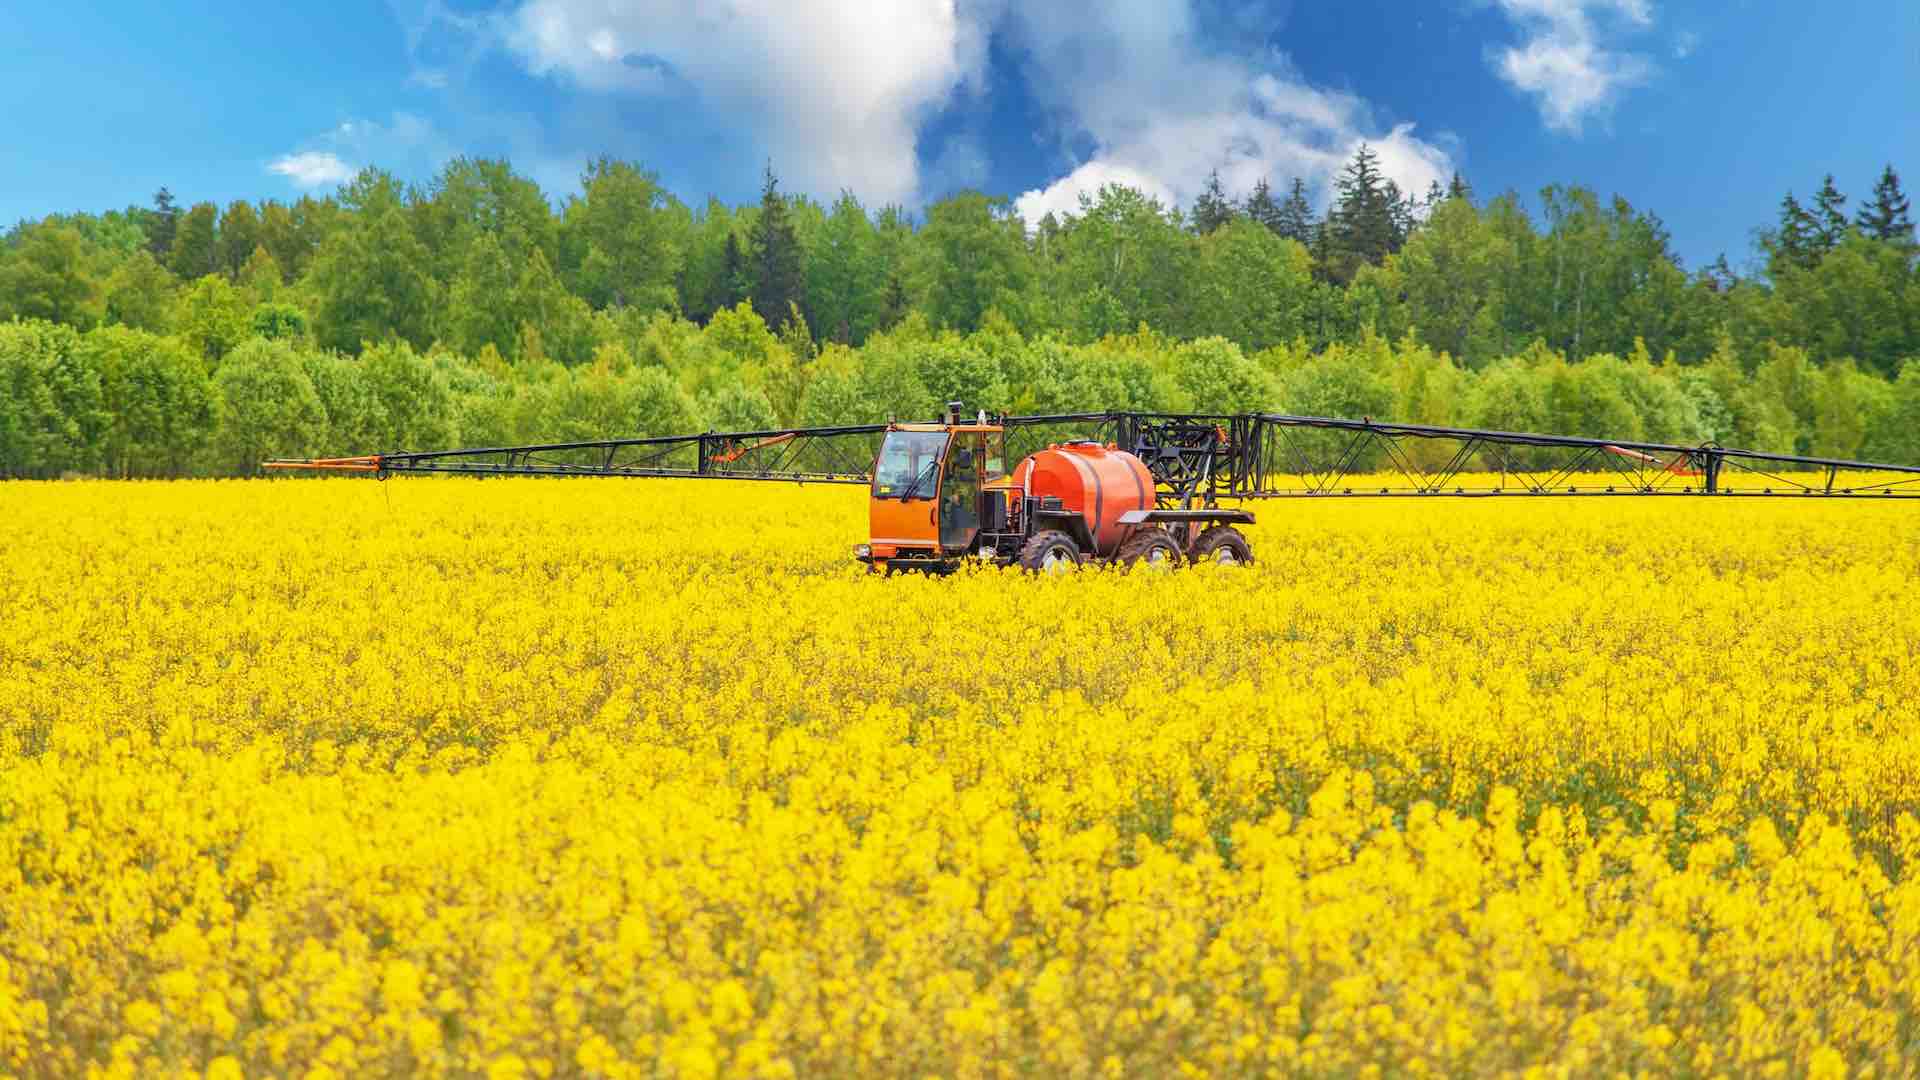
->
[872,431,949,500]
[981,433,1007,480]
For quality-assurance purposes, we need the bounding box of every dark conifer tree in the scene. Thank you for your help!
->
[1704,254,1737,293]
[1856,164,1914,243]
[1447,171,1473,204]
[1326,144,1394,280]
[1275,178,1314,244]
[749,164,806,329]
[1767,192,1820,274]
[1190,169,1234,234]
[1811,174,1849,251]
[714,231,748,313]
[147,188,179,261]
[1243,178,1283,234]
[877,273,911,331]
[1384,179,1414,250]
[1307,213,1335,283]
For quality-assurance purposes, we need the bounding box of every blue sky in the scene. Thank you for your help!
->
[3,1,1913,271]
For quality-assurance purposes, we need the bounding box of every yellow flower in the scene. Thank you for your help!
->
[0,478,1912,1077]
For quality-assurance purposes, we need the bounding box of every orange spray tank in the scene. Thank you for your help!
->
[1011,442,1157,557]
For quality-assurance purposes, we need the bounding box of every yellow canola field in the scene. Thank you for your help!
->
[2,478,1919,1078]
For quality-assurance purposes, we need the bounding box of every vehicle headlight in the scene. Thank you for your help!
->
[854,544,872,559]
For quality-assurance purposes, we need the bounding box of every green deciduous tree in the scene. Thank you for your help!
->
[1810,359,1889,460]
[1775,233,1915,378]
[173,274,251,366]
[920,191,1031,333]
[102,250,178,332]
[807,191,881,345]
[239,246,284,302]
[168,202,220,280]
[361,340,458,451]
[443,230,519,358]
[0,223,100,327]
[1190,220,1314,351]
[1868,360,1920,462]
[307,207,436,352]
[1050,185,1192,339]
[1172,336,1274,413]
[82,326,215,476]
[511,246,597,366]
[300,348,388,453]
[218,201,261,279]
[211,338,325,471]
[0,320,104,476]
[564,157,685,312]
[1390,197,1511,365]
[251,302,308,342]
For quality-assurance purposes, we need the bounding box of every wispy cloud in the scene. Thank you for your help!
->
[269,111,464,194]
[1673,30,1699,60]
[1488,0,1656,133]
[267,151,357,188]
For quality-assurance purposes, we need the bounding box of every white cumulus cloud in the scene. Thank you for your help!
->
[267,151,357,188]
[480,0,1453,221]
[1005,4,1454,226]
[498,0,994,206]
[1489,0,1655,133]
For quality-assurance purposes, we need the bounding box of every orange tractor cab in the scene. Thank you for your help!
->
[857,404,1254,573]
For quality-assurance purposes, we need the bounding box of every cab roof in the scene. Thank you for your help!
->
[888,423,1005,434]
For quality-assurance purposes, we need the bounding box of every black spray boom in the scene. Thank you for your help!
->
[266,411,1920,502]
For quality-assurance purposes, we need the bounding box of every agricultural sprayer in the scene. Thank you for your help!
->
[269,404,1920,573]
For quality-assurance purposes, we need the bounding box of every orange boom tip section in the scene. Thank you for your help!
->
[262,456,384,472]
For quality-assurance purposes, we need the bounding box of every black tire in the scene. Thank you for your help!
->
[1117,527,1181,569]
[1018,530,1082,574]
[1189,525,1252,566]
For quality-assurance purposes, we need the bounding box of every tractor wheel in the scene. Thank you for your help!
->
[1018,530,1082,574]
[1117,527,1181,570]
[1189,525,1252,566]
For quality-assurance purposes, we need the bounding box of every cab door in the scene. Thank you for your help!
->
[939,434,984,550]
[868,429,948,554]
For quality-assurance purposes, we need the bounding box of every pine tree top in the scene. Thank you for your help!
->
[1190,169,1234,235]
[1856,164,1914,242]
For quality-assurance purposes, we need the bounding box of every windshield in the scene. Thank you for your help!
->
[872,431,949,499]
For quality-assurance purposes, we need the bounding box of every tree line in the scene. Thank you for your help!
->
[0,148,1914,477]
[7,305,1920,479]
